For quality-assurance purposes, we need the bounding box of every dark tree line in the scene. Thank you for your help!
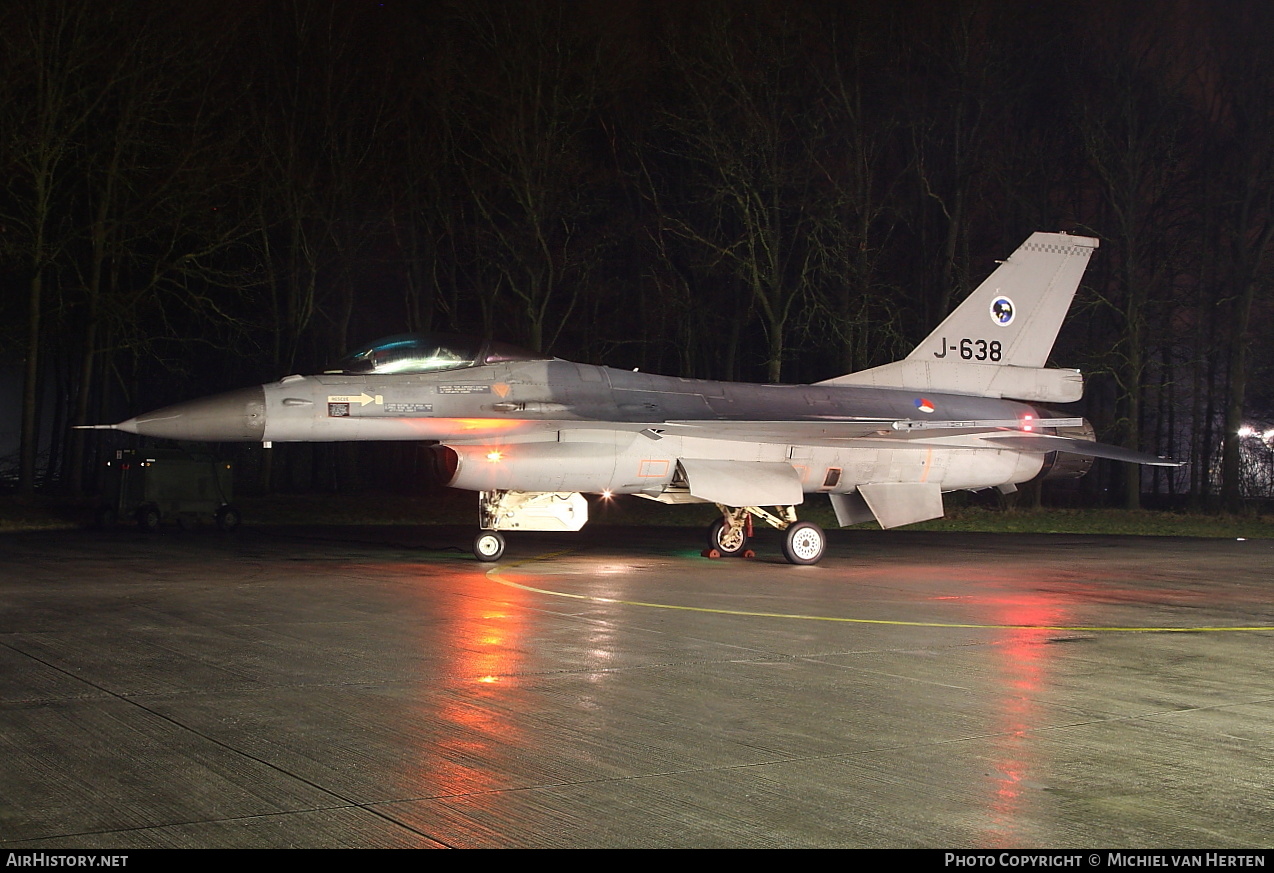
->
[2,0,1272,508]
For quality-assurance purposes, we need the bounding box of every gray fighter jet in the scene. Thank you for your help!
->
[85,231,1179,563]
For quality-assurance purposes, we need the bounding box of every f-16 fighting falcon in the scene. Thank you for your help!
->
[84,232,1180,563]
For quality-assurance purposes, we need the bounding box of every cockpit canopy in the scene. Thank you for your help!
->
[325,333,547,375]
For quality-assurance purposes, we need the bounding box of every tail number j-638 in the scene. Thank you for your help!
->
[934,338,1002,361]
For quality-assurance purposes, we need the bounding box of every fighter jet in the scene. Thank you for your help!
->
[85,231,1179,563]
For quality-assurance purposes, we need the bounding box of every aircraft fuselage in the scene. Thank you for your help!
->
[121,359,1055,501]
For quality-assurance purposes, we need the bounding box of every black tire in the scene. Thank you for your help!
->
[708,518,748,557]
[474,531,506,562]
[136,505,161,532]
[95,506,117,529]
[781,521,826,565]
[215,505,242,532]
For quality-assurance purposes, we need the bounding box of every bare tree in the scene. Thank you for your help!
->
[1071,10,1193,509]
[895,1,1024,334]
[1199,4,1274,511]
[0,0,112,490]
[447,0,612,354]
[652,3,829,383]
[61,5,262,493]
[243,0,397,375]
[812,6,908,375]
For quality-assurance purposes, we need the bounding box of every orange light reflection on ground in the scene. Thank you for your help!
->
[981,592,1074,848]
[404,567,533,800]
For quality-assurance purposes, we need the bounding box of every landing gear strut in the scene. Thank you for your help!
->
[706,503,826,565]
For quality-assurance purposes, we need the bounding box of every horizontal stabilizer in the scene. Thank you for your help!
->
[678,459,804,507]
[981,434,1184,467]
[857,482,945,529]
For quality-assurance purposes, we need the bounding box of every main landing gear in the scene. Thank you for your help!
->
[708,516,750,557]
[705,504,827,565]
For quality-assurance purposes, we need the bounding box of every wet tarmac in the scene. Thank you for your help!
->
[2,523,1272,848]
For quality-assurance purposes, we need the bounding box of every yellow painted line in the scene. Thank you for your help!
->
[486,551,1274,633]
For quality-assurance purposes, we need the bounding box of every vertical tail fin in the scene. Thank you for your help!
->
[906,231,1099,368]
[820,231,1098,402]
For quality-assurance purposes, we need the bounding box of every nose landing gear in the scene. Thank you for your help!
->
[474,531,506,562]
[471,490,589,561]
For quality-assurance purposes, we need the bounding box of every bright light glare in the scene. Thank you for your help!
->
[1237,425,1274,444]
[601,489,613,499]
[485,450,503,463]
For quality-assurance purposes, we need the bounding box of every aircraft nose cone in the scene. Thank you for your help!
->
[116,386,266,441]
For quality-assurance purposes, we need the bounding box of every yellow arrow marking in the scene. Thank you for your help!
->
[327,393,381,406]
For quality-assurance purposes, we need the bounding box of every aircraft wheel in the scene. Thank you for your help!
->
[782,521,825,565]
[474,531,506,562]
[708,518,748,557]
[216,504,242,532]
[136,505,161,532]
[95,506,117,529]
